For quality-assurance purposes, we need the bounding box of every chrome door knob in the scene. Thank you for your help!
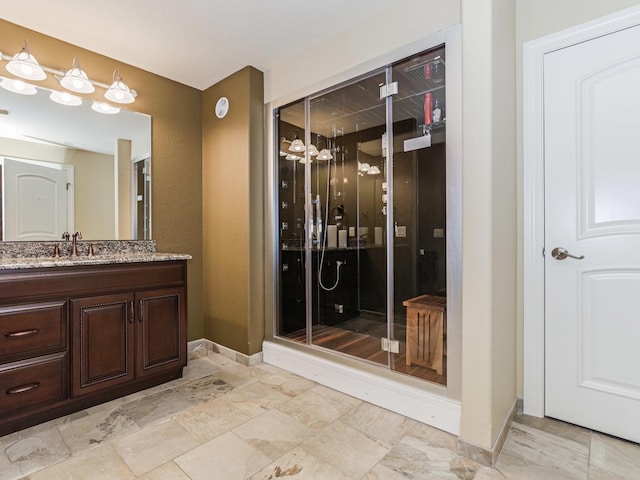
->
[551,247,584,260]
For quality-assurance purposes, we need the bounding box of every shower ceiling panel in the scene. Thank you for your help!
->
[279,54,445,139]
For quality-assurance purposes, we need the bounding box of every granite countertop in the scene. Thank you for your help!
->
[0,252,192,270]
[0,241,191,270]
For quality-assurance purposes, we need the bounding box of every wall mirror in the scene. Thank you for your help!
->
[0,81,151,241]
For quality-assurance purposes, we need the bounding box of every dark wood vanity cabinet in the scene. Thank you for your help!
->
[71,287,186,397]
[0,260,187,436]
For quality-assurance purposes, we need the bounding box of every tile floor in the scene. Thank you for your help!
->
[1,346,640,479]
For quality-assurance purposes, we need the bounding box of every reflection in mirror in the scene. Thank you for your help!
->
[0,81,151,241]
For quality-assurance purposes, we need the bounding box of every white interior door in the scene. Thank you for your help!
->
[2,158,71,241]
[544,24,640,443]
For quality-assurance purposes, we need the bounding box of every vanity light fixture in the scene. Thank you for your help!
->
[1,43,138,114]
[0,77,37,95]
[367,165,381,175]
[50,90,82,106]
[285,153,301,161]
[104,69,135,104]
[289,138,305,152]
[5,41,46,81]
[307,144,319,156]
[91,101,120,114]
[316,148,333,161]
[60,58,95,94]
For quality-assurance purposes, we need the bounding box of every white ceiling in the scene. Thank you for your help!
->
[1,0,397,90]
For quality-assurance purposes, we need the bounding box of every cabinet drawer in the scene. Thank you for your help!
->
[0,352,67,413]
[0,301,67,360]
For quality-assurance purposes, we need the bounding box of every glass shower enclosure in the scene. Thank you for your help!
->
[275,45,449,385]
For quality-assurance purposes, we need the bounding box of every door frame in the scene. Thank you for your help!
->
[523,5,640,417]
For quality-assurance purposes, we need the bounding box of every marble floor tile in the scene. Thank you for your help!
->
[201,351,238,368]
[222,379,294,410]
[248,446,354,480]
[0,426,70,480]
[112,419,200,476]
[363,464,412,479]
[9,351,640,480]
[83,383,174,416]
[589,433,640,479]
[380,434,481,479]
[57,405,140,455]
[341,402,416,449]
[302,420,389,479]
[232,409,313,460]
[180,356,223,382]
[119,388,194,427]
[259,370,317,398]
[474,466,509,479]
[135,461,191,480]
[277,384,361,429]
[587,465,633,480]
[175,431,272,480]
[408,421,459,452]
[496,421,589,480]
[497,451,587,480]
[215,363,279,388]
[513,413,591,448]
[176,394,267,443]
[25,443,134,480]
[171,374,234,403]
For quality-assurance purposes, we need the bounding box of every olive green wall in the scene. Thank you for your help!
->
[202,66,264,355]
[0,20,204,340]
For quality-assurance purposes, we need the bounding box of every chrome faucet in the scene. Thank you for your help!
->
[71,231,82,257]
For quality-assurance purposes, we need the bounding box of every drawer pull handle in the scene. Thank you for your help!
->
[5,329,39,338]
[6,382,41,395]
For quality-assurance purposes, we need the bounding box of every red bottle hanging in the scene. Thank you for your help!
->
[424,92,432,125]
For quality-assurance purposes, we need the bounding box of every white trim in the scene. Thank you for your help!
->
[523,4,640,418]
[263,340,461,435]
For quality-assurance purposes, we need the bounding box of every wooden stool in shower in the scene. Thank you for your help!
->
[403,294,446,375]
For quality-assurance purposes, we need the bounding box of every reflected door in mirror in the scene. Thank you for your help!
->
[2,158,72,240]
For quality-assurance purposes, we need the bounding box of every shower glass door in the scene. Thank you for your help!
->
[308,71,389,366]
[276,99,307,342]
[275,44,448,386]
[389,46,447,384]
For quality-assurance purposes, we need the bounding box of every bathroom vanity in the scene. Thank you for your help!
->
[0,243,190,436]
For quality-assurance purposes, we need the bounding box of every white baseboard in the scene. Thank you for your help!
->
[263,340,461,435]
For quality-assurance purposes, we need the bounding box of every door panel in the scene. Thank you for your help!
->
[71,294,134,396]
[391,46,447,383]
[2,158,70,240]
[544,23,640,442]
[136,288,186,377]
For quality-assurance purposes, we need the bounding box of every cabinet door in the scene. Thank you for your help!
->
[135,288,186,378]
[71,294,134,396]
